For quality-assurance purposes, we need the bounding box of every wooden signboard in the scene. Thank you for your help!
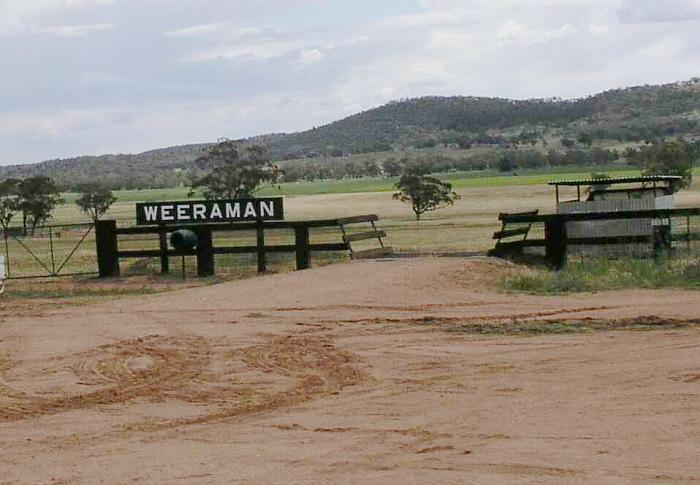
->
[135,197,284,225]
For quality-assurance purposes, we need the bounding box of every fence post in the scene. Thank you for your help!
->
[196,227,215,277]
[3,234,9,278]
[295,226,310,270]
[158,227,169,274]
[48,226,56,276]
[653,223,671,261]
[256,220,266,273]
[95,220,120,278]
[545,217,567,270]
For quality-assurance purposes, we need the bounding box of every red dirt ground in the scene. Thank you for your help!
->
[1,257,699,484]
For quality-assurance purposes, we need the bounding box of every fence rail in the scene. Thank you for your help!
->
[96,215,386,278]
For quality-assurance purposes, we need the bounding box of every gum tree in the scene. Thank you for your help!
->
[189,140,281,199]
[393,168,460,221]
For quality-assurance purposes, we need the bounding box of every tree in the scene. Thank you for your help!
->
[561,138,575,149]
[577,132,594,148]
[497,155,514,172]
[383,158,404,177]
[75,183,117,222]
[189,140,281,199]
[629,140,696,190]
[393,169,460,221]
[0,199,14,231]
[15,176,61,235]
[589,172,611,193]
[0,179,18,232]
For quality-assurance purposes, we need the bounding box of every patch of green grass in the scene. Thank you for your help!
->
[446,321,592,335]
[500,257,700,295]
[59,165,649,202]
[441,318,695,335]
[5,286,161,299]
[418,315,697,336]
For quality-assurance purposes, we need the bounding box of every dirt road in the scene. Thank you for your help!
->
[1,258,699,484]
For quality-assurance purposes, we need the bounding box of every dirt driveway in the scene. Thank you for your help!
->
[1,258,699,484]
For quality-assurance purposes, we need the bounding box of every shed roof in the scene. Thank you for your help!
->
[547,175,682,187]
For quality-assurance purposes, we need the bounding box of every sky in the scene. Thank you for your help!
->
[0,0,699,165]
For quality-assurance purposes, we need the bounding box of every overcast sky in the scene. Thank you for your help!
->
[1,0,698,165]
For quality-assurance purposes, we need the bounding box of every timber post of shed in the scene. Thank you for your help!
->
[95,220,120,278]
[544,216,567,270]
[653,223,672,261]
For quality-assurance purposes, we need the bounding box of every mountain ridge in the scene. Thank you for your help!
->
[1,78,698,189]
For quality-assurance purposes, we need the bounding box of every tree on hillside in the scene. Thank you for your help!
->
[628,140,696,190]
[75,183,117,222]
[189,140,281,199]
[393,168,460,221]
[497,155,514,172]
[15,176,61,235]
[577,132,594,148]
[383,158,404,177]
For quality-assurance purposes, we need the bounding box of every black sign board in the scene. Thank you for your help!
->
[135,197,284,225]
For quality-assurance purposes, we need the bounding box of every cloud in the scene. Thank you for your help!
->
[297,48,325,66]
[40,23,114,37]
[496,20,578,45]
[0,21,114,37]
[164,22,225,38]
[0,0,698,164]
[0,0,117,17]
[616,0,700,23]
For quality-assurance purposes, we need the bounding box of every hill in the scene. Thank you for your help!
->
[1,78,698,189]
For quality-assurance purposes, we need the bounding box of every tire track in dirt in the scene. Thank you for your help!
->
[0,334,369,429]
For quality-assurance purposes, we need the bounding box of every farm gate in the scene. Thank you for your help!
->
[1,223,97,279]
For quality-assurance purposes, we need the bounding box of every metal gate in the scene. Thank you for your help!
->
[1,223,97,279]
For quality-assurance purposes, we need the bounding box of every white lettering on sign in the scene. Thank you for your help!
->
[244,202,257,218]
[193,204,207,220]
[143,205,159,222]
[177,205,190,221]
[226,203,241,218]
[210,203,222,219]
[135,198,283,225]
[260,200,274,218]
[161,205,174,222]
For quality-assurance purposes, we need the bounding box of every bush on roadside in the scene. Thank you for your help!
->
[501,256,700,295]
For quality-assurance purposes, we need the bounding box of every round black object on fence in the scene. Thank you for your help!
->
[170,229,198,251]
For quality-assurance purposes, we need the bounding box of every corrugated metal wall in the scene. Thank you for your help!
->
[558,195,675,257]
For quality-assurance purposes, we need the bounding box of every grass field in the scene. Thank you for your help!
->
[50,167,700,224]
[60,164,643,204]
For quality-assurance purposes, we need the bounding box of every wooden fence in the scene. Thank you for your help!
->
[491,208,700,269]
[95,215,386,278]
